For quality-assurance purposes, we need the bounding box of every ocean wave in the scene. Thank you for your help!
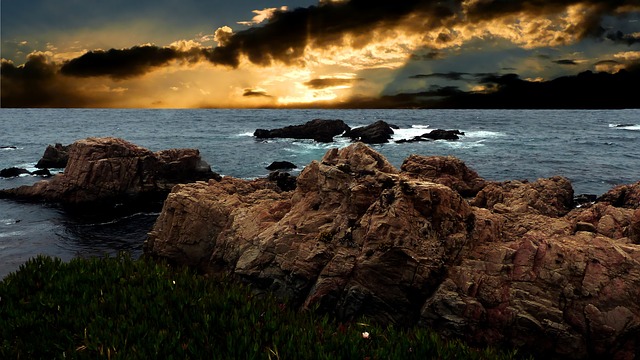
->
[463,130,506,138]
[1,218,19,225]
[0,230,25,238]
[237,131,256,137]
[441,140,487,149]
[609,123,640,130]
[1,146,20,151]
[391,127,431,141]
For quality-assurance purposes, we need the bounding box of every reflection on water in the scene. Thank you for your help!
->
[0,199,158,279]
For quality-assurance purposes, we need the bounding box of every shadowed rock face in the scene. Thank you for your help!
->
[0,137,220,209]
[36,143,70,169]
[342,120,395,144]
[144,143,640,359]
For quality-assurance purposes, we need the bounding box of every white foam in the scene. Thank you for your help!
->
[464,130,506,138]
[237,131,255,137]
[440,140,487,149]
[0,231,25,238]
[609,123,640,130]
[391,126,432,141]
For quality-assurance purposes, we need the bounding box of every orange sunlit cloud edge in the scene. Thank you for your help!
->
[1,0,639,108]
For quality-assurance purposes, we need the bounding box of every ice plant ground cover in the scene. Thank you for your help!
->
[0,254,531,359]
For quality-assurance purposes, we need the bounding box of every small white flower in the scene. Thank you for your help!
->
[362,331,370,339]
[172,280,176,285]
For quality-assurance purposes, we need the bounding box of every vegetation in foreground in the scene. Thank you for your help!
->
[1,254,530,359]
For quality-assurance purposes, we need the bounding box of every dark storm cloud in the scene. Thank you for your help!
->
[553,59,580,65]
[463,0,625,32]
[60,45,209,79]
[606,30,640,45]
[303,77,363,89]
[1,55,94,107]
[595,59,622,66]
[408,72,469,80]
[410,51,445,61]
[207,0,458,67]
[25,0,639,78]
[206,0,636,68]
[242,88,272,97]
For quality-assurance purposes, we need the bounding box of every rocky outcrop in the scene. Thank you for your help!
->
[396,129,465,143]
[0,137,220,208]
[0,167,31,178]
[597,180,640,209]
[423,129,465,140]
[254,119,350,143]
[144,143,640,359]
[342,120,395,144]
[36,143,70,169]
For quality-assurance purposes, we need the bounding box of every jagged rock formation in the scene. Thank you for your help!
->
[0,137,220,208]
[36,143,70,169]
[144,143,640,359]
[342,120,396,144]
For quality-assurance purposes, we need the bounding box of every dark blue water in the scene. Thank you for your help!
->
[1,108,639,278]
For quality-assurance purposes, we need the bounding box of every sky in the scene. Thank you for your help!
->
[1,0,639,108]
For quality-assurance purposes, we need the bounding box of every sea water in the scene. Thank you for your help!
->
[1,108,639,278]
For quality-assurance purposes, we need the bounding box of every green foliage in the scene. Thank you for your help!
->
[0,254,530,359]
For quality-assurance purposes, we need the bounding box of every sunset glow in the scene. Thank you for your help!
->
[1,0,639,108]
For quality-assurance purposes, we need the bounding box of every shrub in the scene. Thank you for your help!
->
[0,254,529,359]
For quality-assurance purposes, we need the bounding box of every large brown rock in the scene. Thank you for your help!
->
[598,180,640,209]
[144,143,640,359]
[0,137,220,207]
[401,154,486,197]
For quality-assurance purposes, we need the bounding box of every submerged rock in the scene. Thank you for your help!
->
[144,142,640,359]
[266,161,297,171]
[0,137,220,209]
[0,167,30,178]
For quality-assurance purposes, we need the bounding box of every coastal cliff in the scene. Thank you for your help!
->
[145,142,640,359]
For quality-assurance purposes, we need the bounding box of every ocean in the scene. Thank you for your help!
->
[1,108,639,278]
